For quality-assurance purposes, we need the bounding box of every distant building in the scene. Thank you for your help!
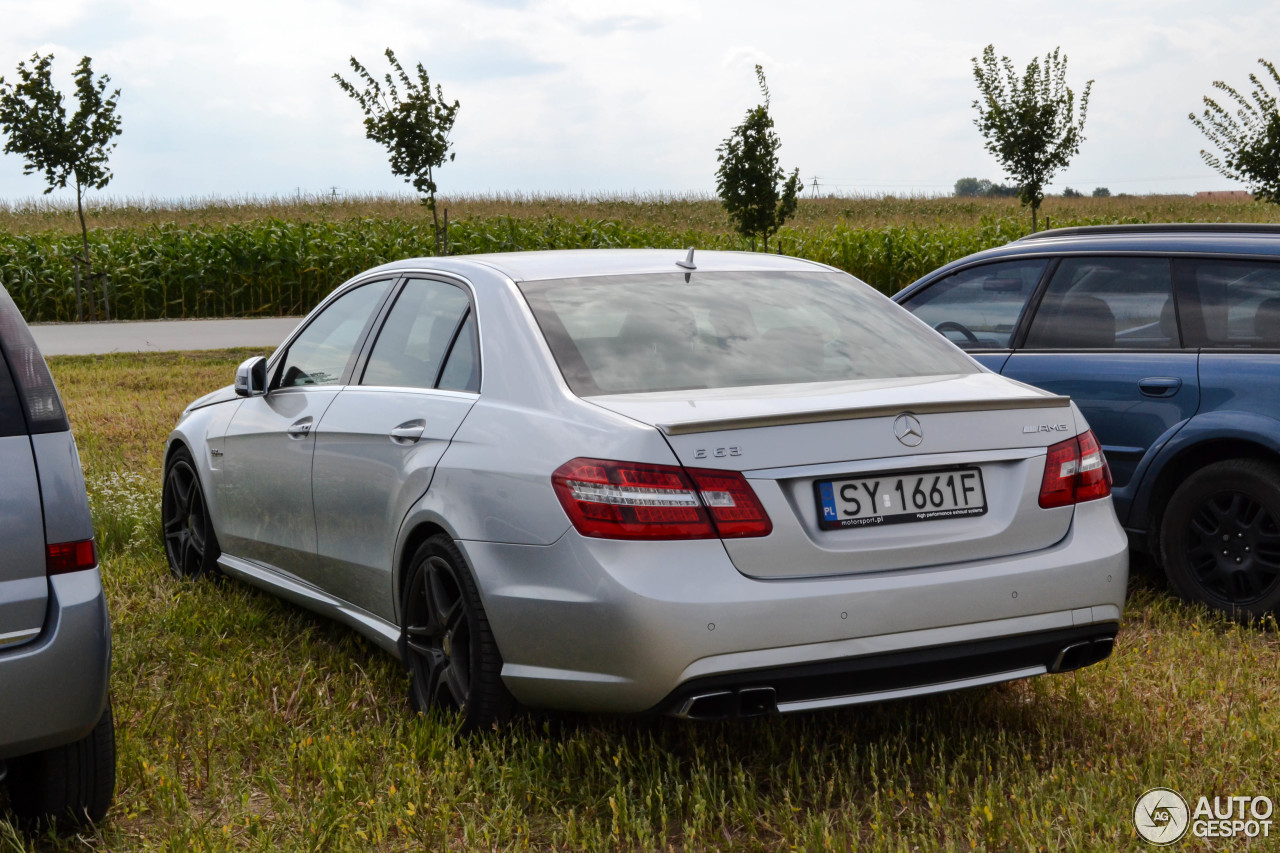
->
[1196,190,1253,201]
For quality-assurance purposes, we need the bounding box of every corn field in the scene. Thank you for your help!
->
[0,196,1269,322]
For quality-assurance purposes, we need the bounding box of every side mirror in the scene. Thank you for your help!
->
[234,356,268,397]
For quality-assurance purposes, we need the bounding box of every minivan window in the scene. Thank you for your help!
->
[903,259,1048,349]
[520,272,978,396]
[1025,257,1178,350]
[1177,259,1280,348]
[0,357,25,437]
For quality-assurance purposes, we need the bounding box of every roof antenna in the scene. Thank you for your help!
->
[675,247,696,270]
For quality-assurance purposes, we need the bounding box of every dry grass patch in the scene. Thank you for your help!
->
[0,350,1275,851]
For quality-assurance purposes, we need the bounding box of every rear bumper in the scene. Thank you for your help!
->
[0,570,111,760]
[461,498,1129,714]
[658,623,1117,718]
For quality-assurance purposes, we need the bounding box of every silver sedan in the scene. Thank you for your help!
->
[164,249,1128,730]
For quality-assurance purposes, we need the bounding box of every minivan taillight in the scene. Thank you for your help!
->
[46,538,97,575]
[1038,430,1112,509]
[552,458,771,540]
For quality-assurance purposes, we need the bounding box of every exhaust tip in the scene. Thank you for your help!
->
[738,687,777,717]
[681,691,736,720]
[678,687,779,719]
[1051,637,1115,673]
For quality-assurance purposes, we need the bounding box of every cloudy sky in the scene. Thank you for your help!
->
[0,0,1276,202]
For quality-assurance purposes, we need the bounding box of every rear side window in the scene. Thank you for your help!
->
[437,311,480,392]
[902,259,1047,350]
[519,271,977,396]
[1177,259,1280,348]
[276,279,392,388]
[1025,257,1178,350]
[0,284,68,434]
[361,279,472,389]
[0,357,25,437]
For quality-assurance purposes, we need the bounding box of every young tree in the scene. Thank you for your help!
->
[334,49,459,252]
[0,53,122,318]
[971,45,1092,232]
[716,65,803,252]
[1189,58,1280,204]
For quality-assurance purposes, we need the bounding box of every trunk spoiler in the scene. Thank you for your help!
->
[657,395,1071,436]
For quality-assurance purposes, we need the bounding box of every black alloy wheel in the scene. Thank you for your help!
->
[401,535,512,732]
[161,447,220,579]
[1160,459,1280,620]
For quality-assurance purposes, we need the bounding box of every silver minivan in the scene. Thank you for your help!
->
[0,284,114,830]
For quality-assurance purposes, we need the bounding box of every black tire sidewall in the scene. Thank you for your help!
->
[162,446,220,579]
[5,701,116,831]
[1160,459,1280,618]
[401,534,511,731]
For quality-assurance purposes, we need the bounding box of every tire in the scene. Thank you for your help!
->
[162,445,221,579]
[400,534,512,733]
[5,702,116,832]
[1159,458,1280,620]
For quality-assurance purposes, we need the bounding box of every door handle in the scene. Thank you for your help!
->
[389,419,426,445]
[287,416,314,439]
[1138,377,1182,397]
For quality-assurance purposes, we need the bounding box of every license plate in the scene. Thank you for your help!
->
[815,467,987,530]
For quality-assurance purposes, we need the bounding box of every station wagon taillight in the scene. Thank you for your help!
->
[46,538,98,575]
[1038,430,1112,509]
[552,458,771,540]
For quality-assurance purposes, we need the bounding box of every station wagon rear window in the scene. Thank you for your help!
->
[519,272,977,395]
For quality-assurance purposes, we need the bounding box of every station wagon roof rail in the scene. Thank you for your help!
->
[1018,223,1280,241]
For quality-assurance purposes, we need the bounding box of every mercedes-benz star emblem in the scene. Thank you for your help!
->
[894,413,923,447]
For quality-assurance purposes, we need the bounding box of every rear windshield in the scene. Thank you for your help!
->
[519,271,977,396]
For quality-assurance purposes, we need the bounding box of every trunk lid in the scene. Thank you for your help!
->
[587,373,1081,578]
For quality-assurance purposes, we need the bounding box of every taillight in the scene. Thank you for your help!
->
[685,468,773,538]
[551,458,772,540]
[1074,430,1112,502]
[46,538,97,575]
[1038,430,1112,509]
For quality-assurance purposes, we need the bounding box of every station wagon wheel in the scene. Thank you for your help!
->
[1160,458,1280,621]
[161,447,221,579]
[401,534,512,732]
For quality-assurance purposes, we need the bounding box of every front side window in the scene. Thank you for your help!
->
[1025,257,1178,350]
[519,271,977,396]
[902,259,1048,350]
[361,279,472,389]
[276,279,391,388]
[1177,259,1280,348]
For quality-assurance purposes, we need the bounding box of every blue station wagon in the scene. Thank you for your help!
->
[896,224,1280,619]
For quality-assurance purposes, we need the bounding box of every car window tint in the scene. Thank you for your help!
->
[0,357,25,437]
[1180,259,1280,348]
[362,280,471,388]
[520,271,977,396]
[437,311,480,392]
[1025,257,1177,350]
[277,280,391,388]
[902,260,1047,349]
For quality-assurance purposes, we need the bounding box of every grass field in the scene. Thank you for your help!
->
[3,192,1279,234]
[1,350,1279,851]
[3,192,1280,324]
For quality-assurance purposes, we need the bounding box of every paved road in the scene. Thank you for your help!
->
[30,317,303,356]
